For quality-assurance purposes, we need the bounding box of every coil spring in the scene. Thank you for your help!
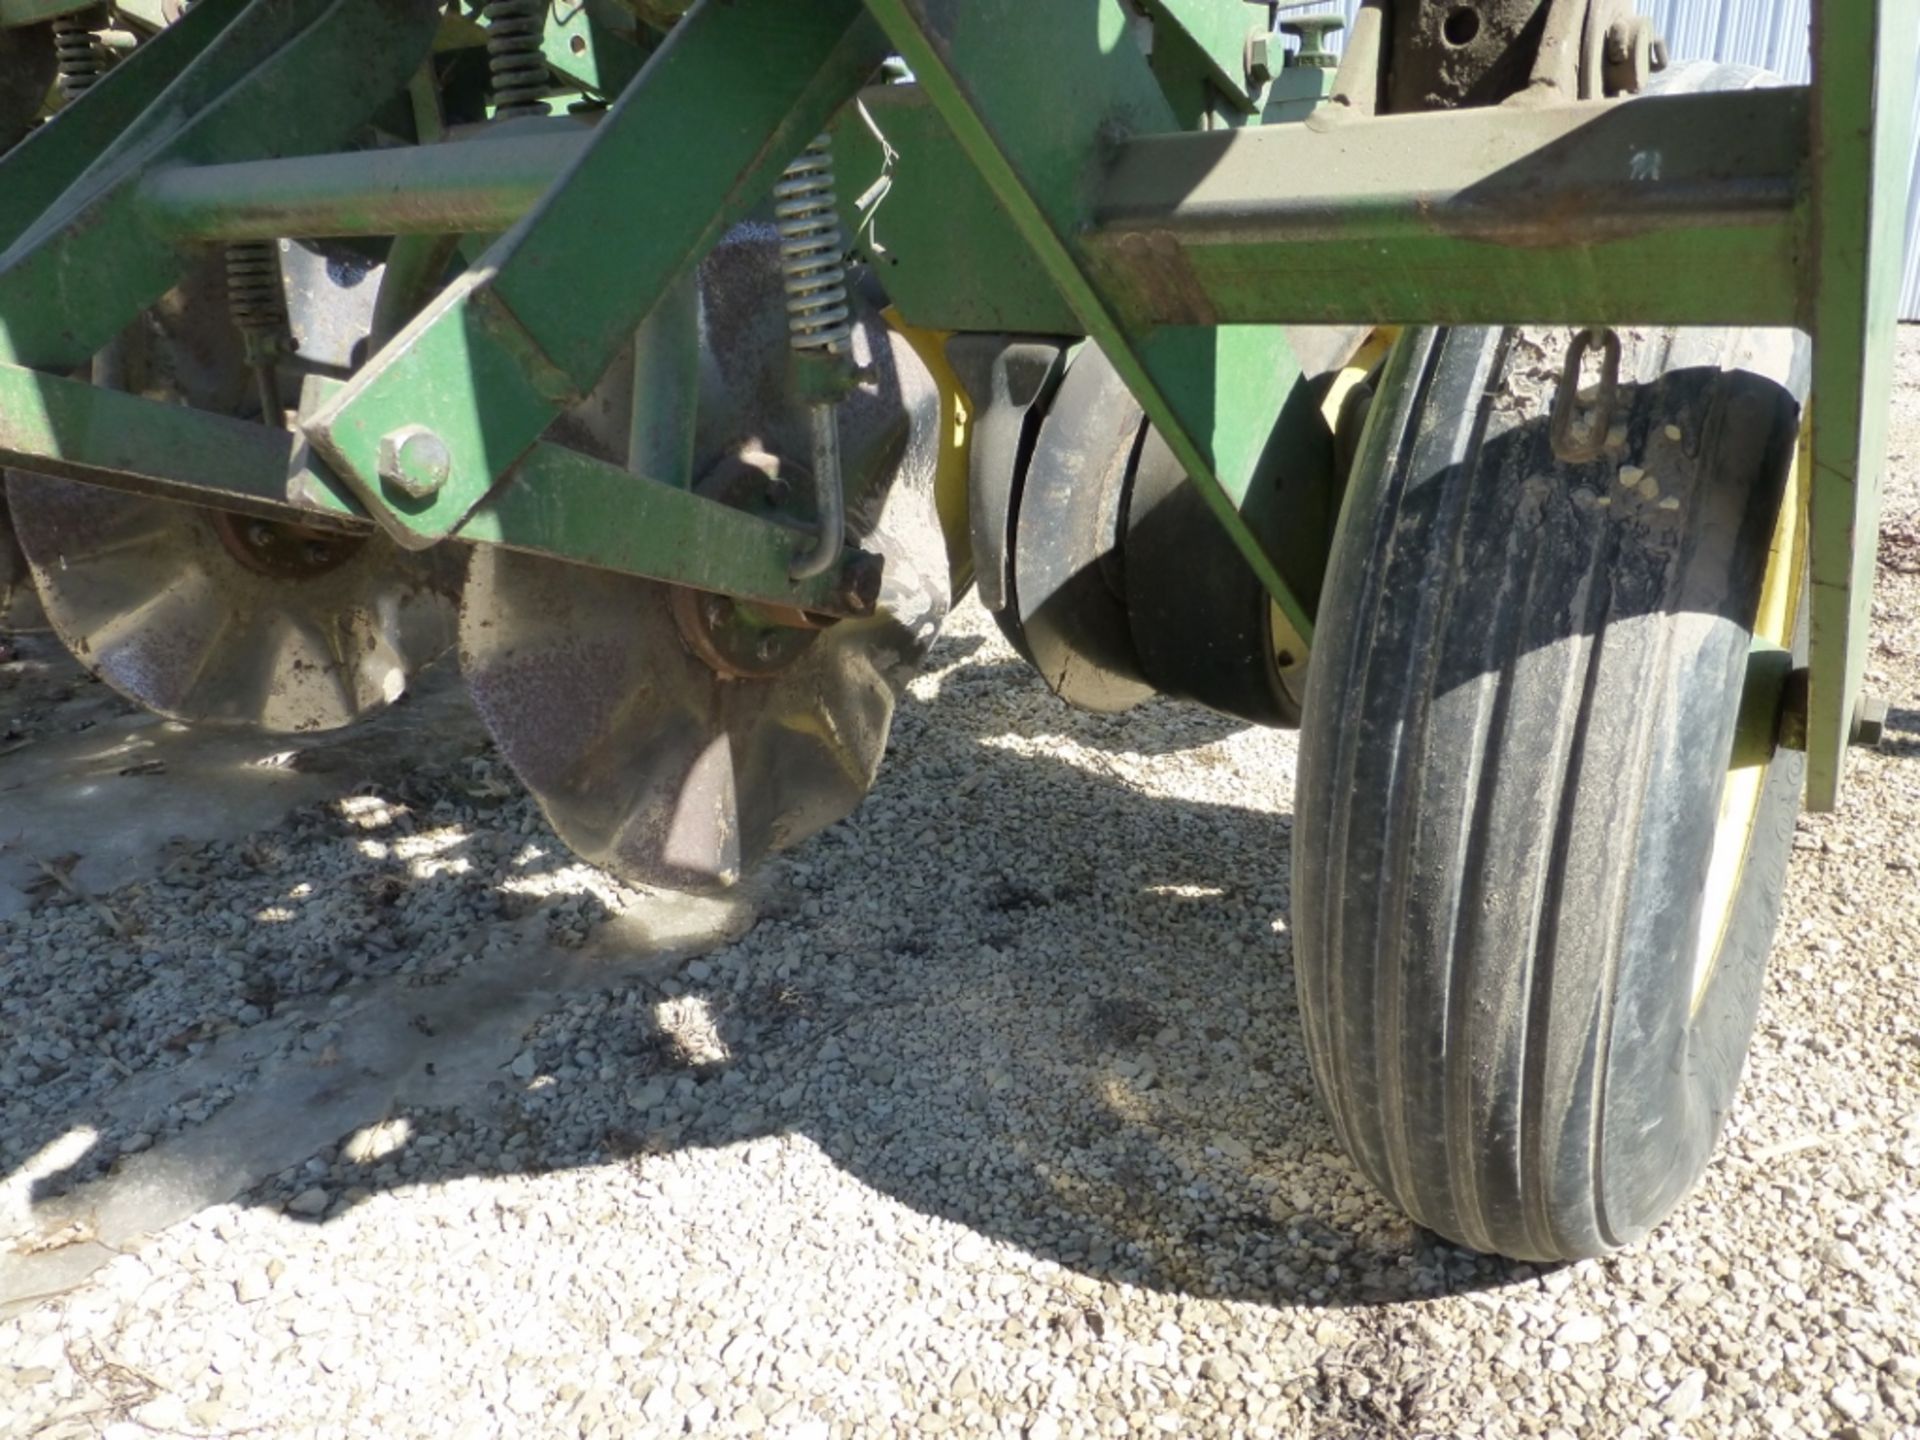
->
[53,13,102,101]
[485,0,548,119]
[774,136,852,355]
[226,242,287,342]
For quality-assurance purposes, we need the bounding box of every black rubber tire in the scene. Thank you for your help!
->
[1292,311,1808,1260]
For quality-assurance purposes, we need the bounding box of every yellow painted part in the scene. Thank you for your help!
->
[1691,408,1811,1009]
[1317,326,1398,432]
[883,308,974,596]
[1275,328,1401,669]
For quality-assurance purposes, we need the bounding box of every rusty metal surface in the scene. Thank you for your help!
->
[460,228,949,892]
[1388,0,1553,110]
[1086,85,1805,328]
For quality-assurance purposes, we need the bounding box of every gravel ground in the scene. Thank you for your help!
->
[2,331,1919,1440]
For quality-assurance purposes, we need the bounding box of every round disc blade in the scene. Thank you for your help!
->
[6,471,461,732]
[1008,346,1155,714]
[1,493,46,633]
[461,549,943,890]
[462,230,950,891]
[461,425,948,887]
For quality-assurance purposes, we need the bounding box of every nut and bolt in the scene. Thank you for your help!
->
[376,424,452,502]
[1245,27,1278,88]
[1602,16,1666,96]
[1851,692,1889,748]
[1777,669,1891,751]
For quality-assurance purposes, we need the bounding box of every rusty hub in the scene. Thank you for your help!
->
[210,511,365,580]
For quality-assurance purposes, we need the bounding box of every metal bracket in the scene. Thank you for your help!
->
[0,0,441,369]
[302,0,887,552]
[0,360,882,619]
[858,0,1319,649]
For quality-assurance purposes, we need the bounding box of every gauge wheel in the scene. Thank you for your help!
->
[1292,318,1809,1261]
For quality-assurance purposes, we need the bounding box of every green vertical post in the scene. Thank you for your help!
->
[1804,0,1918,809]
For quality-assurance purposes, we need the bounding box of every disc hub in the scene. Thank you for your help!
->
[210,512,365,581]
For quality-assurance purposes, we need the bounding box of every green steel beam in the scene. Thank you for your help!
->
[1087,86,1806,327]
[460,445,872,612]
[0,0,90,26]
[0,361,334,522]
[0,0,440,369]
[830,85,1080,335]
[1804,0,1918,810]
[141,126,591,241]
[0,361,877,617]
[859,0,1317,646]
[1136,0,1261,117]
[304,0,888,550]
[0,0,249,251]
[134,81,1811,333]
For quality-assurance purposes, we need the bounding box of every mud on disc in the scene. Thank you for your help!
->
[6,472,462,732]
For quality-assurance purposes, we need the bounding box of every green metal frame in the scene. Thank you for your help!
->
[0,360,879,617]
[1804,0,1916,809]
[301,0,887,552]
[859,0,1318,647]
[0,0,1910,806]
[0,0,92,26]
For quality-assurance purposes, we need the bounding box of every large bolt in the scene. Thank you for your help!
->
[377,425,451,502]
[1245,27,1277,88]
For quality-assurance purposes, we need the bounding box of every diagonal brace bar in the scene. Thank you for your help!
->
[858,0,1317,645]
[0,0,441,369]
[304,0,889,551]
[0,0,251,252]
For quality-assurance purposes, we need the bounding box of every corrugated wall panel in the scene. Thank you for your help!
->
[1302,0,1919,318]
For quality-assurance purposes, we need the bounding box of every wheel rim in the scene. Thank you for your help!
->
[1265,328,1399,693]
[1690,410,1811,1007]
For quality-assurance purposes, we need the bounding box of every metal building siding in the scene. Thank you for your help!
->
[1310,0,1920,318]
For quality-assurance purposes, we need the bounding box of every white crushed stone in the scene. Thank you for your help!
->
[2,334,1919,1438]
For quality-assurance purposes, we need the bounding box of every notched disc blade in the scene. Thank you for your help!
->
[463,226,951,891]
[1009,346,1155,714]
[6,472,462,732]
[461,513,947,892]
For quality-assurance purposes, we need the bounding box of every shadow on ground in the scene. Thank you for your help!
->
[1,625,1549,1318]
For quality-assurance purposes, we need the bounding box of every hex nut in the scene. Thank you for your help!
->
[377,425,452,502]
[1245,28,1276,88]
